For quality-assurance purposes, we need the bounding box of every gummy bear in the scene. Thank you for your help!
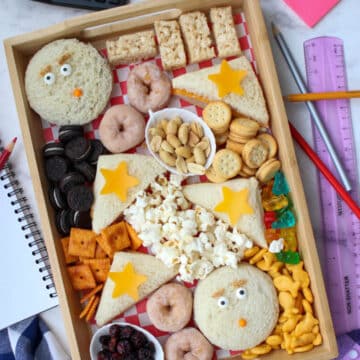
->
[264,211,277,229]
[262,180,274,200]
[280,227,297,251]
[265,228,281,244]
[276,250,300,264]
[262,194,289,212]
[272,208,296,229]
[272,171,290,196]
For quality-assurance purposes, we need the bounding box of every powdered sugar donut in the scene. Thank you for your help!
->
[147,283,192,332]
[127,62,172,113]
[165,327,213,360]
[99,105,145,153]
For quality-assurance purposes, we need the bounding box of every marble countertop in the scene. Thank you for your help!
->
[0,0,359,357]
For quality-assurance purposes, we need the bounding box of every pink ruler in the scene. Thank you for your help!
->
[304,36,360,336]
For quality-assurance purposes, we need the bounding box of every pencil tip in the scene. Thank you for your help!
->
[271,22,280,36]
[12,137,17,143]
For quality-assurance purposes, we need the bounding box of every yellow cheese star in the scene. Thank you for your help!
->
[100,161,139,202]
[109,262,147,300]
[208,59,247,98]
[214,187,254,226]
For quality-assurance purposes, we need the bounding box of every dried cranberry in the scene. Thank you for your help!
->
[117,340,133,355]
[99,335,111,348]
[97,349,111,360]
[119,325,134,339]
[130,330,147,348]
[109,324,122,337]
[137,347,154,360]
[108,336,118,352]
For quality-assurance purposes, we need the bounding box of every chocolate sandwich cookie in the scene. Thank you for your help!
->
[59,172,86,193]
[65,137,91,162]
[59,125,84,143]
[73,161,96,182]
[48,186,67,210]
[67,185,94,212]
[70,210,92,229]
[55,209,72,236]
[45,156,69,182]
[87,139,107,166]
[43,142,65,158]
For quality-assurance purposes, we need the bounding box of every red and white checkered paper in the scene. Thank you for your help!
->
[42,11,256,359]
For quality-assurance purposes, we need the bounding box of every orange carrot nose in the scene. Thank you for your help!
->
[238,318,247,327]
[73,88,83,98]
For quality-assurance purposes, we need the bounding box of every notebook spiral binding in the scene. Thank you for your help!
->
[0,162,57,298]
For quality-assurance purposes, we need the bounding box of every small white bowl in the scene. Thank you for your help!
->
[145,108,216,176]
[90,322,164,360]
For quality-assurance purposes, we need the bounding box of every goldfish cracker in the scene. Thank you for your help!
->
[282,314,301,333]
[313,333,322,346]
[287,262,310,288]
[269,261,284,273]
[303,287,314,303]
[249,248,267,265]
[268,270,282,278]
[312,325,320,334]
[294,312,319,337]
[294,292,304,314]
[250,344,272,355]
[280,227,297,251]
[290,333,316,348]
[273,275,300,298]
[293,344,314,353]
[256,259,270,272]
[262,194,289,212]
[282,268,291,276]
[263,252,276,267]
[278,291,295,311]
[283,332,293,353]
[244,246,260,259]
[302,299,313,314]
[272,324,283,335]
[266,335,282,347]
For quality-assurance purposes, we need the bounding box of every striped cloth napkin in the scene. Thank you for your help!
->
[0,316,69,360]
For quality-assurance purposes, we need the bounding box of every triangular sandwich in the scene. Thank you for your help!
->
[95,252,177,326]
[183,177,266,248]
[172,56,269,126]
[92,154,165,233]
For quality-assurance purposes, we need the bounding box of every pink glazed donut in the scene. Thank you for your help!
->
[127,62,172,113]
[147,283,192,332]
[99,104,145,153]
[165,327,214,360]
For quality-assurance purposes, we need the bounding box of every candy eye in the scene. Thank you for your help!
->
[43,72,55,85]
[236,287,247,299]
[60,64,72,77]
[217,297,228,308]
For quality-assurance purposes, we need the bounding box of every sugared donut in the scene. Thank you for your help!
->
[127,62,172,113]
[99,104,145,153]
[147,283,192,332]
[165,327,214,360]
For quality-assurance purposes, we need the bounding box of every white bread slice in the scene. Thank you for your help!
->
[183,178,266,248]
[172,56,269,126]
[92,154,165,233]
[95,252,177,326]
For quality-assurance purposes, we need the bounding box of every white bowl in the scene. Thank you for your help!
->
[90,322,164,360]
[145,108,216,176]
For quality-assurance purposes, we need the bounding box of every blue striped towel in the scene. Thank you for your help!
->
[0,316,70,360]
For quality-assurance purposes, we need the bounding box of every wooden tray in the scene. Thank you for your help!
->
[4,0,338,359]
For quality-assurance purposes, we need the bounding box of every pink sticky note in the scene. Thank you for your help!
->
[283,0,340,27]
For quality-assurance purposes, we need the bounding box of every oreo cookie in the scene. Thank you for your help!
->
[45,156,68,182]
[59,172,85,193]
[43,142,64,158]
[55,209,71,236]
[48,186,67,210]
[65,137,91,162]
[87,139,107,166]
[73,161,96,182]
[70,210,92,229]
[59,125,84,143]
[67,185,94,212]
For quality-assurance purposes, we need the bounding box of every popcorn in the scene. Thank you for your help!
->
[124,177,253,282]
[269,238,285,253]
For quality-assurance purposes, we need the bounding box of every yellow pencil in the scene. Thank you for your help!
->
[285,90,360,102]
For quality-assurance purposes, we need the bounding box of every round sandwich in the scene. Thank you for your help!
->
[194,263,279,350]
[25,38,113,126]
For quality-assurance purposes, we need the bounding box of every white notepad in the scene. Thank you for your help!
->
[0,163,58,330]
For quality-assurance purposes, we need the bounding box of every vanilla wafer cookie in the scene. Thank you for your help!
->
[230,117,260,137]
[203,101,232,132]
[256,159,281,183]
[257,133,278,159]
[213,149,242,179]
[242,139,268,169]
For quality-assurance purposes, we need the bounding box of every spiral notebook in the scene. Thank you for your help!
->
[0,156,58,330]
